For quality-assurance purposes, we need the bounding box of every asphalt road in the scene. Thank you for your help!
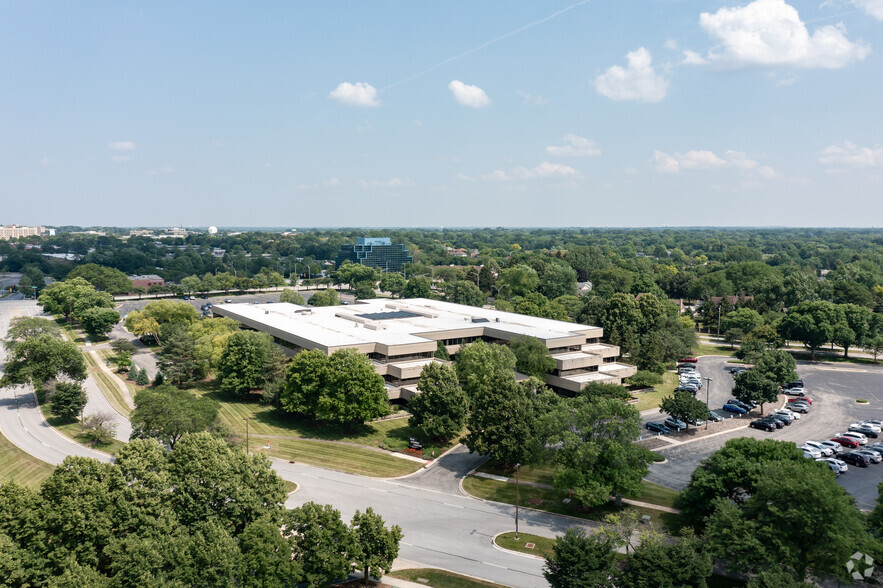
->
[646,355,883,509]
[0,300,111,465]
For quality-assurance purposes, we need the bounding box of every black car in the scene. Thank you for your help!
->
[783,380,804,389]
[645,422,672,434]
[759,417,784,429]
[749,419,776,432]
[707,411,724,422]
[841,452,870,467]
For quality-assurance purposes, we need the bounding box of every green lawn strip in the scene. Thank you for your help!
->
[632,371,679,411]
[495,531,556,560]
[0,429,54,488]
[787,350,880,366]
[83,353,132,417]
[462,476,683,534]
[692,342,736,357]
[52,316,87,345]
[282,480,298,494]
[187,382,456,457]
[39,404,127,455]
[386,569,507,588]
[258,438,421,478]
[624,480,679,509]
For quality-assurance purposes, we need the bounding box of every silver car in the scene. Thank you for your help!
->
[819,440,844,454]
[772,408,800,420]
[803,441,833,457]
[823,458,848,473]
[858,449,882,463]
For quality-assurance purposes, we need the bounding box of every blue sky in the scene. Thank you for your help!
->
[2,0,882,227]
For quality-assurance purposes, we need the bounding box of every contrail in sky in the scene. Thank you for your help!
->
[381,0,593,91]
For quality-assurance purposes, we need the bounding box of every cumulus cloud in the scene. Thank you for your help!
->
[546,134,601,157]
[108,141,135,151]
[682,50,708,65]
[482,162,580,181]
[111,155,132,163]
[594,48,667,103]
[852,0,883,20]
[359,177,416,188]
[328,82,381,107]
[652,149,773,176]
[699,0,869,69]
[448,80,492,108]
[819,141,883,167]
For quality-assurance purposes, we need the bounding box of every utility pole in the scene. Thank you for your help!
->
[514,463,521,540]
[704,377,712,429]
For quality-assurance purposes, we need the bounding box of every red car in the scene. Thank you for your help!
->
[678,357,698,363]
[788,397,812,405]
[831,436,860,448]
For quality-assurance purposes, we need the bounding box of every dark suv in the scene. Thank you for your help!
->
[841,452,870,467]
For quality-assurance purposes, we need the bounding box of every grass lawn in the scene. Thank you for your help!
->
[40,404,127,455]
[83,353,132,416]
[625,480,679,509]
[282,480,298,494]
[0,430,54,488]
[386,569,507,588]
[632,371,679,411]
[258,437,421,478]
[53,316,88,345]
[495,531,556,559]
[462,476,683,534]
[692,342,736,357]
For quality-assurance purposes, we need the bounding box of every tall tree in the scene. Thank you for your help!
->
[543,528,617,588]
[778,300,844,360]
[4,316,62,345]
[753,350,797,386]
[318,349,389,425]
[130,384,220,449]
[50,382,87,421]
[279,288,305,305]
[402,276,431,298]
[618,531,712,588]
[284,502,354,588]
[464,373,536,466]
[443,280,486,307]
[732,369,779,415]
[307,289,339,306]
[0,334,87,390]
[67,264,132,294]
[217,331,284,398]
[350,507,403,585]
[78,307,120,338]
[660,389,709,430]
[408,362,468,442]
[157,323,204,385]
[455,340,517,400]
[498,264,539,299]
[39,277,113,322]
[509,336,555,379]
[379,272,406,297]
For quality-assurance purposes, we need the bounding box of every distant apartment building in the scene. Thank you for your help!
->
[0,225,52,240]
[334,237,413,271]
[213,298,635,401]
[129,274,165,289]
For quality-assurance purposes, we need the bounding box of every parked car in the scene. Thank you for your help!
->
[783,380,804,389]
[867,442,883,453]
[771,408,799,420]
[803,441,834,457]
[831,436,861,448]
[224,298,233,303]
[856,422,882,433]
[800,445,822,459]
[646,422,672,434]
[787,397,812,405]
[787,402,810,414]
[723,403,747,414]
[848,424,880,438]
[823,457,848,473]
[727,399,753,411]
[686,416,705,427]
[857,449,882,463]
[678,357,698,363]
[784,387,808,397]
[841,452,870,467]
[750,419,776,432]
[664,417,687,432]
[707,411,724,422]
[819,440,844,454]
[768,412,793,424]
[863,420,883,428]
[840,432,868,445]
[803,451,817,460]
[760,417,785,429]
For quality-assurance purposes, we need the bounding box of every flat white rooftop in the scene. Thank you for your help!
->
[559,372,617,384]
[213,298,602,353]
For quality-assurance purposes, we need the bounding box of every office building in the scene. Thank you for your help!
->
[213,298,635,401]
[334,237,412,271]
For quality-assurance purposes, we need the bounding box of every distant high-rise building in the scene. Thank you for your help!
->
[334,237,412,271]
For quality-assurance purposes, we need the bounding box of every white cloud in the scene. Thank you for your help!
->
[456,173,477,182]
[111,155,132,163]
[819,141,883,167]
[699,0,870,69]
[546,134,601,157]
[448,80,492,108]
[853,0,883,20]
[357,120,373,132]
[148,165,175,175]
[682,50,708,65]
[359,177,416,188]
[594,48,668,103]
[664,39,680,50]
[652,149,773,175]
[516,90,548,106]
[482,162,580,181]
[108,141,135,151]
[328,82,381,107]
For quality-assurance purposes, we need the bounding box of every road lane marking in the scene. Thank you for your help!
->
[482,562,508,569]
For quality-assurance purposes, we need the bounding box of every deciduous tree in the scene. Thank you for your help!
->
[509,336,555,379]
[543,528,617,588]
[350,507,403,585]
[0,334,86,390]
[130,385,220,448]
[217,331,284,398]
[732,369,779,415]
[50,382,86,421]
[408,362,468,441]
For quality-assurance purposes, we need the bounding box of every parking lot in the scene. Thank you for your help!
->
[644,356,883,510]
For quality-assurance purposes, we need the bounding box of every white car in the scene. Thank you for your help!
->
[799,445,823,459]
[823,458,848,473]
[785,387,808,396]
[853,422,882,433]
[803,441,834,457]
[840,432,868,445]
[819,440,844,454]
[863,419,883,428]
[772,408,800,420]
[803,451,818,460]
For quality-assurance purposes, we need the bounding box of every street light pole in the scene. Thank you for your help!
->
[515,463,521,540]
[704,377,712,429]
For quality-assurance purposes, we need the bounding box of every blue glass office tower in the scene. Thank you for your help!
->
[335,237,413,271]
